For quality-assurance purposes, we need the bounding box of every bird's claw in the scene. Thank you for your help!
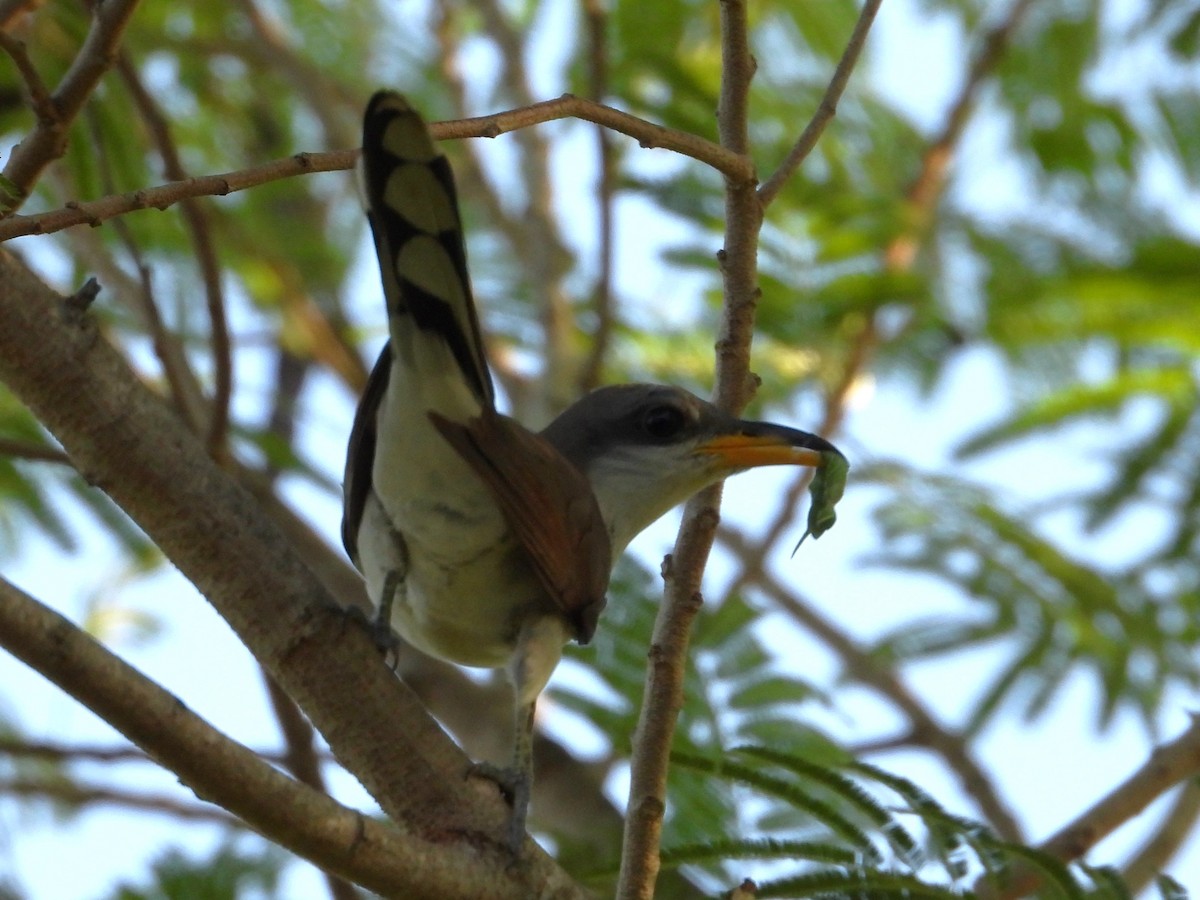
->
[468,761,530,855]
[341,604,401,669]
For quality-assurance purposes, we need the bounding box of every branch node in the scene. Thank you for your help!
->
[64,200,101,228]
[63,277,101,317]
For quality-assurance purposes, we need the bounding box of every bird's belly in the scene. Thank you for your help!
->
[395,540,541,666]
[356,490,548,668]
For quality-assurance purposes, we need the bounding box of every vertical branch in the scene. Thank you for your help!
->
[617,2,760,898]
[468,0,576,416]
[577,0,617,393]
[84,108,206,435]
[724,0,1037,619]
[115,55,233,458]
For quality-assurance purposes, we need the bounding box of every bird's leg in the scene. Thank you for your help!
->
[470,618,563,854]
[365,518,409,664]
[370,570,403,665]
[471,695,535,855]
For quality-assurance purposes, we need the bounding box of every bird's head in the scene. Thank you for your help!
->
[541,384,840,557]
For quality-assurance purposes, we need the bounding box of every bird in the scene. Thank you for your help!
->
[342,90,845,853]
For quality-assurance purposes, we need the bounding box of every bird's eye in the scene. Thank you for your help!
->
[642,404,686,440]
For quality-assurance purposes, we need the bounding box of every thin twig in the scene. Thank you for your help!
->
[435,94,755,183]
[231,0,357,149]
[617,2,759,897]
[263,671,361,900]
[1122,778,1200,893]
[0,776,243,824]
[116,55,233,458]
[470,0,575,416]
[0,30,54,120]
[0,735,339,767]
[578,0,617,393]
[978,716,1200,899]
[1,0,142,215]
[0,97,753,244]
[0,436,70,464]
[0,150,353,241]
[724,0,1037,604]
[757,0,884,208]
[84,104,205,435]
[433,6,541,417]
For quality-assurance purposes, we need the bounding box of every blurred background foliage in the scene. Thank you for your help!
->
[1,0,1199,896]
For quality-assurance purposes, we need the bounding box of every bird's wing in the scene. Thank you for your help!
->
[429,409,612,643]
[359,90,495,408]
[341,346,390,564]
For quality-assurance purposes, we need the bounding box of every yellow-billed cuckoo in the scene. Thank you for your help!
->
[342,91,845,850]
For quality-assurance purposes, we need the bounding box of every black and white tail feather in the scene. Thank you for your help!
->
[342,93,495,566]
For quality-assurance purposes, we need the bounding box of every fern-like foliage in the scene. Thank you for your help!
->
[855,462,1200,732]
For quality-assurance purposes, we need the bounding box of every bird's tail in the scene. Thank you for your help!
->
[359,91,495,410]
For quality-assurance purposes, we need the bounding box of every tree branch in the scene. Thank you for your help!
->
[1,0,142,215]
[115,54,233,456]
[757,0,884,208]
[0,254,585,899]
[262,671,361,900]
[979,716,1200,899]
[578,0,618,394]
[0,575,525,898]
[617,2,759,897]
[0,0,42,32]
[0,95,753,244]
[0,775,243,824]
[0,150,356,241]
[0,436,69,463]
[1122,778,1200,893]
[724,0,1038,612]
[0,30,54,120]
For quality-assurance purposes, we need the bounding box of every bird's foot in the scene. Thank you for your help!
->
[341,604,401,669]
[468,761,530,855]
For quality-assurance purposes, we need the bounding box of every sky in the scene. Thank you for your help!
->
[2,0,1198,896]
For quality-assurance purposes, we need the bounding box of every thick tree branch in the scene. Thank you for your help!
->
[0,576,509,898]
[757,0,883,208]
[0,253,585,899]
[1,0,142,215]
